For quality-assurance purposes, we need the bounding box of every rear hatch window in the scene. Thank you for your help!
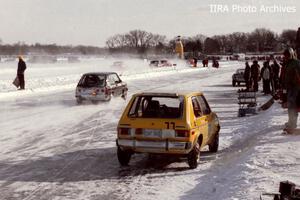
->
[78,74,105,87]
[128,96,184,118]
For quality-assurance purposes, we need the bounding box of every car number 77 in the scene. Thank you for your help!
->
[165,122,175,129]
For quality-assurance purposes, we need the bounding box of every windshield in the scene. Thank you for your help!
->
[128,96,184,118]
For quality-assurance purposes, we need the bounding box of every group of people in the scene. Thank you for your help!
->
[243,59,280,94]
[201,58,219,68]
[190,58,219,68]
[243,48,300,131]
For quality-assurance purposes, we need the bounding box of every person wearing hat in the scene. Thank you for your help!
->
[17,56,26,90]
[283,48,300,130]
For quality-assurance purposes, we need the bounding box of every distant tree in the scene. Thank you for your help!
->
[106,34,127,48]
[181,37,201,55]
[247,28,277,52]
[204,37,220,54]
[213,35,228,53]
[125,30,166,50]
[280,29,297,47]
[193,34,206,44]
[106,29,167,54]
[228,32,247,53]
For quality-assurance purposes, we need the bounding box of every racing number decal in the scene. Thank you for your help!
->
[165,122,175,129]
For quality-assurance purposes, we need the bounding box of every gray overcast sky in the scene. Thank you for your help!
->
[0,0,299,47]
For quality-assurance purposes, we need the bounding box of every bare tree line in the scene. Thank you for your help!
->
[0,28,299,56]
[0,42,106,56]
[106,28,299,56]
[106,30,168,54]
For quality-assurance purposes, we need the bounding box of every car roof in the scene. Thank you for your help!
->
[82,72,117,76]
[132,91,204,98]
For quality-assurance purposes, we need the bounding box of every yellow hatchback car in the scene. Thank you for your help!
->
[116,92,220,169]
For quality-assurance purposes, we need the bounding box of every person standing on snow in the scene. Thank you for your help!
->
[271,59,280,91]
[260,61,272,94]
[17,56,26,90]
[244,61,251,91]
[193,57,198,67]
[202,58,208,67]
[250,60,260,92]
[283,48,300,130]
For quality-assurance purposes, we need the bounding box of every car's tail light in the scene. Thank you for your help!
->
[118,128,130,135]
[175,130,190,137]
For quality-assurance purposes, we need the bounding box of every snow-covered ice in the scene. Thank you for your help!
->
[0,58,299,200]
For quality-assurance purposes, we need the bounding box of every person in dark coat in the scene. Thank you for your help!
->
[244,61,251,90]
[271,60,280,91]
[260,61,272,94]
[212,59,219,68]
[283,48,300,130]
[17,56,26,90]
[202,58,208,67]
[250,60,260,92]
[193,57,198,67]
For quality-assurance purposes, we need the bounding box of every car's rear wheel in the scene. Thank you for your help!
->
[209,132,219,153]
[104,94,112,101]
[232,80,236,87]
[117,147,132,166]
[187,142,200,169]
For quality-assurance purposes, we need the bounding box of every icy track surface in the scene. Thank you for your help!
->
[0,59,299,200]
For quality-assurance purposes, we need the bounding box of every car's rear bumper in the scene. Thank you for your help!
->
[116,139,192,154]
[75,94,109,101]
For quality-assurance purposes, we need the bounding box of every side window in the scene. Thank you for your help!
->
[110,74,121,84]
[107,75,115,85]
[191,97,202,118]
[114,74,121,83]
[129,97,139,117]
[128,97,148,117]
[78,76,86,86]
[197,95,211,115]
